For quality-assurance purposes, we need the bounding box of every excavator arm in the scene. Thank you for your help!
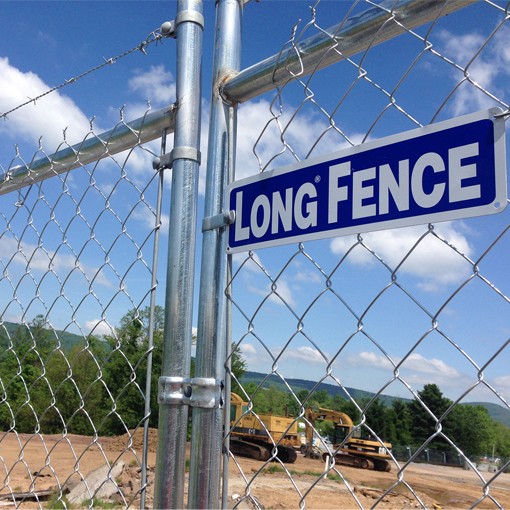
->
[304,407,353,458]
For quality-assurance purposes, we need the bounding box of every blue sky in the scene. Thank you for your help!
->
[0,1,509,407]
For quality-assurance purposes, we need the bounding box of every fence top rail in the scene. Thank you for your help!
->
[0,104,176,196]
[222,0,479,104]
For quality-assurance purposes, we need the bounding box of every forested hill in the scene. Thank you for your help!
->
[1,321,89,352]
[241,371,406,406]
[240,371,510,427]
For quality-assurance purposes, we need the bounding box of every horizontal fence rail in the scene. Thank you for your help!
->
[0,105,176,195]
[222,0,479,104]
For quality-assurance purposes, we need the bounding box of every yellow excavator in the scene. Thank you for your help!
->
[305,407,392,472]
[229,392,301,463]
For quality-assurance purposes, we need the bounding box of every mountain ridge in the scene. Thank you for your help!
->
[240,370,510,427]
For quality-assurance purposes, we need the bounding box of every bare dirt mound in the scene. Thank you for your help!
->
[109,427,159,453]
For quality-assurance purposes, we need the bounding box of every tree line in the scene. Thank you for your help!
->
[1,310,509,460]
[241,382,510,458]
[0,309,245,437]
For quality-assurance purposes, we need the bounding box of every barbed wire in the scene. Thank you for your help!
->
[0,28,165,121]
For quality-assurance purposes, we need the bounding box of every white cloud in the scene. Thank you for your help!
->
[236,342,272,366]
[345,351,394,371]
[232,251,263,272]
[85,320,114,337]
[344,349,472,390]
[0,57,93,152]
[0,237,113,288]
[330,223,473,291]
[279,345,330,365]
[438,26,510,116]
[130,205,170,235]
[1,311,23,324]
[128,65,176,106]
[268,279,297,308]
[401,353,461,378]
[292,268,323,284]
[234,99,360,183]
[493,375,510,392]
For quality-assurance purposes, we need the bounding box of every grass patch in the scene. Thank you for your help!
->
[289,469,322,477]
[129,460,138,467]
[259,465,350,485]
[46,492,72,509]
[186,458,190,472]
[87,499,122,509]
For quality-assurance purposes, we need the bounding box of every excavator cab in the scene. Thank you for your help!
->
[330,423,349,444]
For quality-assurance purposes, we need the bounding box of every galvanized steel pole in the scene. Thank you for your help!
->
[153,1,203,509]
[188,0,242,508]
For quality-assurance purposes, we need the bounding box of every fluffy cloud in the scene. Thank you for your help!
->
[85,319,115,337]
[344,350,472,390]
[438,25,510,116]
[278,345,330,365]
[330,222,473,291]
[493,375,510,393]
[0,57,93,153]
[128,65,176,106]
[236,342,273,366]
[268,279,297,308]
[345,350,394,371]
[0,237,113,288]
[234,99,359,182]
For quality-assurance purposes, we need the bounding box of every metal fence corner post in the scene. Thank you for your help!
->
[188,0,243,508]
[153,1,203,509]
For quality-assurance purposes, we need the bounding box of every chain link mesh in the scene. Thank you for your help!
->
[226,1,510,508]
[0,107,164,508]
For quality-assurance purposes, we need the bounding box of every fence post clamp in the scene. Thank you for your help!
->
[158,376,224,409]
[153,146,201,171]
[202,210,235,233]
[160,10,205,39]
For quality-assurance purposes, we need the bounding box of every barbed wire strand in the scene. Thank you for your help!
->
[0,29,165,121]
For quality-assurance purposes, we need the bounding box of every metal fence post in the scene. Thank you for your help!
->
[188,1,242,508]
[153,1,203,509]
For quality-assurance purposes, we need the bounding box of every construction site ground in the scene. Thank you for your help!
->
[0,429,509,509]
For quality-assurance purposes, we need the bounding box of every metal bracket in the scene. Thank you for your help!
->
[153,146,201,170]
[158,377,224,409]
[202,210,235,232]
[160,10,205,38]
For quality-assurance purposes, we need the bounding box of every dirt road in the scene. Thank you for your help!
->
[0,430,508,509]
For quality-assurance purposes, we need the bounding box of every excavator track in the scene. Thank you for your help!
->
[322,452,391,472]
[230,439,297,463]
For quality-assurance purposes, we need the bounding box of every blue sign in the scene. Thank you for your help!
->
[227,108,506,253]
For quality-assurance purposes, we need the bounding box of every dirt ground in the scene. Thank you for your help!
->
[0,429,509,509]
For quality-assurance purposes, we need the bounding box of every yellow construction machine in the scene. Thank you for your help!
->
[305,407,392,472]
[229,392,300,463]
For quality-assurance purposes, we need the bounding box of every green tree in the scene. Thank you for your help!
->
[492,421,510,458]
[391,398,412,445]
[228,343,247,396]
[99,307,164,435]
[408,384,454,450]
[0,316,55,432]
[361,397,387,440]
[449,404,495,456]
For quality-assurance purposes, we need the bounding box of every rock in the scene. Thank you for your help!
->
[67,461,125,505]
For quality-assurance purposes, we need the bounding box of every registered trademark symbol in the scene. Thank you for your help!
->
[315,175,321,183]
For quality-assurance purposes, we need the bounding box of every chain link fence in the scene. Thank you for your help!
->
[223,0,510,508]
[0,104,173,508]
[1,0,510,509]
